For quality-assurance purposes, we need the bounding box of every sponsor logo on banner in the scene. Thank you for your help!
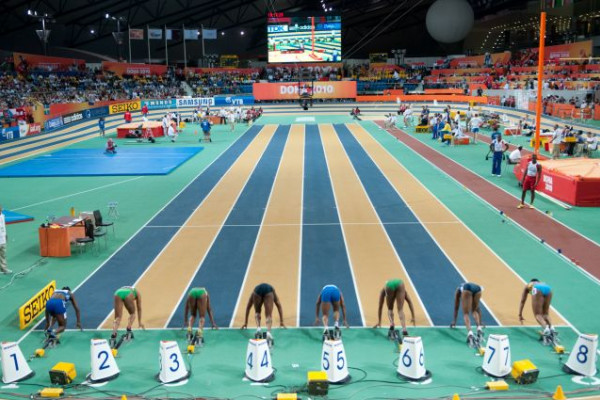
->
[214,95,255,106]
[18,280,56,329]
[62,111,84,125]
[176,97,215,107]
[0,126,20,141]
[83,106,109,119]
[27,123,42,136]
[109,100,142,114]
[44,116,64,131]
[142,99,177,110]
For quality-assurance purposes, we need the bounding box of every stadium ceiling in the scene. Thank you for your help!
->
[0,0,529,60]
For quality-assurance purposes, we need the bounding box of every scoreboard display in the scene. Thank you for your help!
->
[267,12,341,63]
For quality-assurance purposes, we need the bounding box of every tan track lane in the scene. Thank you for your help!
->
[231,125,304,328]
[347,123,566,326]
[99,125,278,329]
[319,124,431,327]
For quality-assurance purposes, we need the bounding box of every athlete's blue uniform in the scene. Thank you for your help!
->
[46,290,71,316]
[320,285,341,303]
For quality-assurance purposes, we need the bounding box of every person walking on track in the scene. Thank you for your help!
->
[518,153,542,209]
[374,279,415,337]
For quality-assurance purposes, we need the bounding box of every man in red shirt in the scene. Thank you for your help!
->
[141,104,148,117]
[124,111,132,123]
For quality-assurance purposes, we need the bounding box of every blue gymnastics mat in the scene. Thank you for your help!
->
[4,210,34,224]
[0,147,203,177]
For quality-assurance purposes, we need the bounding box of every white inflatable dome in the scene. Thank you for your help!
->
[426,0,475,43]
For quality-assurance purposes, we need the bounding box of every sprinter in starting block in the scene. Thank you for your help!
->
[315,284,349,341]
[44,286,82,341]
[183,287,217,346]
[110,286,144,348]
[451,282,485,349]
[518,279,557,345]
[241,283,285,348]
[374,279,415,343]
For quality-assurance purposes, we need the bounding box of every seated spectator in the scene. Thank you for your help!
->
[105,138,117,154]
[508,146,523,164]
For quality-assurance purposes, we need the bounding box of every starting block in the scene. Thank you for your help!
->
[564,333,598,377]
[1,342,34,384]
[321,339,350,384]
[397,336,430,381]
[415,126,430,133]
[245,339,274,383]
[482,334,511,378]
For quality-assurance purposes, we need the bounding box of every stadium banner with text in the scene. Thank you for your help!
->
[141,99,177,110]
[449,51,511,68]
[543,41,592,61]
[109,101,142,114]
[26,123,42,136]
[102,61,168,76]
[13,52,85,72]
[253,81,356,100]
[214,95,255,106]
[0,126,20,142]
[62,106,109,125]
[176,97,215,108]
[18,280,56,329]
[44,116,64,131]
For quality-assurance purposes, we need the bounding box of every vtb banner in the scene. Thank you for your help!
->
[253,81,357,100]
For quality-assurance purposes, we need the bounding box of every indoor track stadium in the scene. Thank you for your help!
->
[1,0,600,399]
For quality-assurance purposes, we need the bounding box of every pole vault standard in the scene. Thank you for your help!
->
[534,11,546,156]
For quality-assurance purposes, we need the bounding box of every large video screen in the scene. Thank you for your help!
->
[267,13,341,63]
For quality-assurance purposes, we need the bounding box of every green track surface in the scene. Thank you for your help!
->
[6,327,597,400]
[1,116,599,399]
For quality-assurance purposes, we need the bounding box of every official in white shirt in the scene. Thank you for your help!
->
[0,205,11,274]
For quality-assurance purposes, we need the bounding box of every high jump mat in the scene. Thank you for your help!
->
[3,210,34,224]
[0,147,203,177]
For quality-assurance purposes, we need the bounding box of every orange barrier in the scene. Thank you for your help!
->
[356,95,488,103]
[424,88,464,94]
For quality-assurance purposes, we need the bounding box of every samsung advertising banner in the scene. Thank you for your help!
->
[214,95,255,106]
[176,97,215,108]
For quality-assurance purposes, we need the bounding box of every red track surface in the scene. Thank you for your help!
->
[376,121,600,280]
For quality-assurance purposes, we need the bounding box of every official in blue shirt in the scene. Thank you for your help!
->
[98,117,105,137]
[200,118,212,143]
